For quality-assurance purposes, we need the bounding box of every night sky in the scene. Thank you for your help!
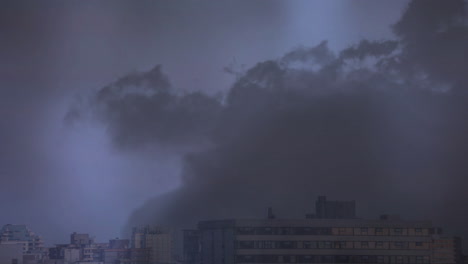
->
[4,0,468,246]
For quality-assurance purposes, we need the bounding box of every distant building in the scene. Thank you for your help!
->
[180,230,200,264]
[63,248,80,263]
[311,195,356,219]
[132,226,173,264]
[103,238,129,264]
[0,243,23,264]
[0,224,44,254]
[70,233,93,247]
[48,233,106,264]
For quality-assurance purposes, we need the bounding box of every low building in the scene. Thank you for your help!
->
[0,243,23,264]
[0,224,44,254]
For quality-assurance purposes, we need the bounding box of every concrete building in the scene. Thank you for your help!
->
[0,224,44,254]
[0,243,23,264]
[70,233,93,247]
[198,215,439,264]
[63,248,80,263]
[178,230,200,264]
[48,233,108,264]
[132,226,173,264]
[431,237,463,264]
[196,197,452,264]
[103,238,130,264]
[308,196,356,219]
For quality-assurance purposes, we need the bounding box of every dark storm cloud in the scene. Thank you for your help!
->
[393,0,468,89]
[79,0,468,239]
[6,0,466,246]
[1,0,290,243]
[87,65,222,149]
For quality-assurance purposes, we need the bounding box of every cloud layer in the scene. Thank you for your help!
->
[75,0,468,239]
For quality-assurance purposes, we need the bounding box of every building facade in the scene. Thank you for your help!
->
[198,216,439,264]
[132,226,173,264]
[431,237,462,264]
[0,224,44,254]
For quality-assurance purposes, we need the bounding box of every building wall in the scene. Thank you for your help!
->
[148,233,173,264]
[431,237,462,264]
[64,248,80,263]
[70,233,93,246]
[0,243,23,264]
[132,226,175,264]
[198,218,436,264]
[0,224,44,254]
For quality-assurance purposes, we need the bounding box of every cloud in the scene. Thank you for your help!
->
[69,0,468,241]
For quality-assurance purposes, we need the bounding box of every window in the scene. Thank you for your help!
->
[301,227,313,235]
[319,241,332,249]
[361,241,369,248]
[394,228,403,235]
[333,241,345,249]
[415,228,422,233]
[279,241,295,249]
[238,241,254,249]
[397,256,404,264]
[415,242,423,246]
[336,255,349,263]
[416,256,424,264]
[361,227,368,234]
[375,228,383,233]
[322,256,333,263]
[376,241,384,248]
[377,256,385,263]
[303,241,317,249]
[394,242,403,248]
[236,227,254,235]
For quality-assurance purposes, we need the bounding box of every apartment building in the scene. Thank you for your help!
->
[198,216,438,264]
[0,224,44,254]
[431,237,462,264]
[197,197,454,264]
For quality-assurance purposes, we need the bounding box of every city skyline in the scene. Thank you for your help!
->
[0,196,465,263]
